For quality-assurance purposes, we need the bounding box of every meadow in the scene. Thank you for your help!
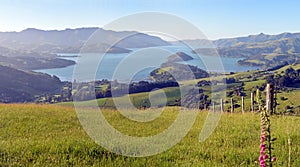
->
[1,104,300,166]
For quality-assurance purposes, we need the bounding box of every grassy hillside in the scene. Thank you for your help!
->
[274,63,300,73]
[1,104,300,166]
[0,65,63,103]
[0,46,75,70]
[61,87,181,108]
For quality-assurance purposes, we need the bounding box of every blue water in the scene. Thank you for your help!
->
[35,46,259,82]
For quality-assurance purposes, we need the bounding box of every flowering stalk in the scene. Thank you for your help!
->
[257,89,276,167]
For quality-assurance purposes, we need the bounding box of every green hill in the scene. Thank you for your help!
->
[0,46,75,70]
[0,65,63,103]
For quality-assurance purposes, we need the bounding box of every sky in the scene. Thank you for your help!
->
[0,0,300,39]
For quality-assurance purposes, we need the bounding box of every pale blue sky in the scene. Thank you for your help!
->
[0,0,299,39]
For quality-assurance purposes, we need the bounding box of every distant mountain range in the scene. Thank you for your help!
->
[0,27,170,70]
[179,32,300,48]
[191,32,300,69]
[0,28,169,53]
[213,32,300,47]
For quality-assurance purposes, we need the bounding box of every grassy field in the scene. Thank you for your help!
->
[274,63,300,73]
[1,104,300,166]
[60,87,181,108]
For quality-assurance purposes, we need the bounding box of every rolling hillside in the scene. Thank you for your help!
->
[0,65,63,103]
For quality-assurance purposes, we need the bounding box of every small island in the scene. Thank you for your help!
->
[167,52,194,63]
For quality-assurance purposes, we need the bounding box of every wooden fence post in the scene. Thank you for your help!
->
[266,83,274,115]
[256,89,261,111]
[231,98,234,113]
[241,96,245,114]
[274,90,277,114]
[251,92,254,112]
[220,99,224,112]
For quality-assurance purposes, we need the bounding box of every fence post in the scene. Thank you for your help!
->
[266,83,274,115]
[241,96,245,114]
[251,92,254,112]
[231,98,234,113]
[212,102,215,112]
[274,90,277,114]
[220,99,224,112]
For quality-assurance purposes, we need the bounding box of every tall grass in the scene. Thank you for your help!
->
[0,104,299,166]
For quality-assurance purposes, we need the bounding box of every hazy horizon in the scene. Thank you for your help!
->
[1,27,298,41]
[1,0,300,40]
